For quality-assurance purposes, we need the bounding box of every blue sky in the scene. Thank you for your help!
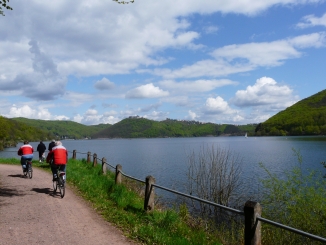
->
[0,0,325,125]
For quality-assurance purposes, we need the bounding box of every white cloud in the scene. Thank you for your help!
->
[73,109,120,125]
[159,79,237,93]
[161,96,190,107]
[188,110,197,120]
[153,59,255,79]
[125,83,169,99]
[62,92,94,107]
[211,40,300,67]
[2,0,323,80]
[203,25,219,34]
[0,0,324,126]
[0,40,67,101]
[4,104,61,120]
[150,32,326,79]
[54,115,70,121]
[297,13,326,28]
[94,78,115,90]
[205,96,236,114]
[231,76,298,108]
[289,32,326,48]
[142,110,169,121]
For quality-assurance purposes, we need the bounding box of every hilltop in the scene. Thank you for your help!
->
[10,117,256,140]
[255,89,326,136]
[92,117,256,138]
[11,117,111,140]
[0,116,52,149]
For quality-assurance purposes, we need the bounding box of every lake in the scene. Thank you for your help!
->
[1,136,326,203]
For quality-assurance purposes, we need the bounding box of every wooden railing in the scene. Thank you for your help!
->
[71,150,326,245]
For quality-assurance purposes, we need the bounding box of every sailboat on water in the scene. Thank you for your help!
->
[245,132,248,138]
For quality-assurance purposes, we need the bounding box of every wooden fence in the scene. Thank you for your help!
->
[71,150,326,245]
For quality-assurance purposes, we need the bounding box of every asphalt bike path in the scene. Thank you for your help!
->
[0,164,137,245]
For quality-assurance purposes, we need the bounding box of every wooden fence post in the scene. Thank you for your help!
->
[93,153,97,167]
[72,150,76,159]
[102,157,107,174]
[244,201,262,245]
[144,175,155,211]
[115,164,122,184]
[87,152,91,163]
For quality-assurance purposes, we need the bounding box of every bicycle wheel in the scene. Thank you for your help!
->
[53,179,58,193]
[59,178,65,198]
[28,166,33,179]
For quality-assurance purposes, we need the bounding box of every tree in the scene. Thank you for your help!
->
[0,0,12,16]
[185,144,243,221]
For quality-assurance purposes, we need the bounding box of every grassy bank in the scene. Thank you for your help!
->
[0,158,223,245]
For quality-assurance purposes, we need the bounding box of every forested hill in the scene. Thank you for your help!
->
[11,117,111,140]
[7,117,256,142]
[0,116,53,150]
[91,117,256,138]
[255,89,326,136]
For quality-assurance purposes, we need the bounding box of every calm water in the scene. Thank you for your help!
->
[2,136,326,201]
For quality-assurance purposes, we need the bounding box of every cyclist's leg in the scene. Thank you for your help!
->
[38,151,42,162]
[59,165,66,180]
[21,156,27,171]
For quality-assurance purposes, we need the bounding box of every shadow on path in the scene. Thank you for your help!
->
[0,187,24,197]
[8,174,25,178]
[31,187,52,195]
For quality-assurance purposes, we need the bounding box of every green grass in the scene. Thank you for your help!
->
[0,158,223,245]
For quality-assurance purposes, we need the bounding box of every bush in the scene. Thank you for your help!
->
[259,149,326,244]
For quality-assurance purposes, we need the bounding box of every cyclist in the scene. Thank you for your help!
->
[17,140,34,173]
[46,141,68,181]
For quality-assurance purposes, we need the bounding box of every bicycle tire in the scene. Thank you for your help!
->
[53,180,58,193]
[59,178,65,198]
[28,166,33,179]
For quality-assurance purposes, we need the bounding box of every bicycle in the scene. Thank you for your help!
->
[53,167,66,198]
[23,160,33,179]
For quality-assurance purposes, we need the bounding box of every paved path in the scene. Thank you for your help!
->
[0,164,137,245]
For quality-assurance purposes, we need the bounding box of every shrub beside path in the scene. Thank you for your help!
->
[0,164,138,245]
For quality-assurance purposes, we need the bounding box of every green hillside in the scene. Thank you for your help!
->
[255,89,326,136]
[0,116,53,150]
[11,117,111,140]
[7,116,257,141]
[92,117,256,138]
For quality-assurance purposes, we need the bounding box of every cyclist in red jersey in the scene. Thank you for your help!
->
[17,141,34,172]
[46,141,68,181]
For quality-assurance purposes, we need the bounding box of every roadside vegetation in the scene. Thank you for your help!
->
[259,149,326,244]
